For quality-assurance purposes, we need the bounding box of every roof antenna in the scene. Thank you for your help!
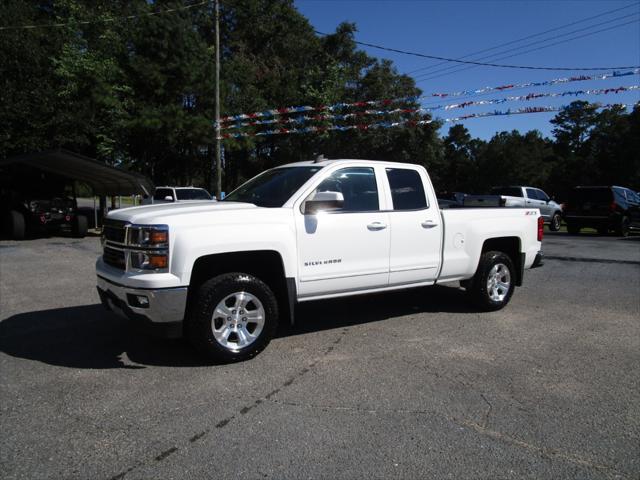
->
[314,154,327,163]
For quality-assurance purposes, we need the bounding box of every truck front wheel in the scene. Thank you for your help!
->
[467,251,515,311]
[186,272,279,363]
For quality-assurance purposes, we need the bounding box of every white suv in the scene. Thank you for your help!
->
[152,187,214,203]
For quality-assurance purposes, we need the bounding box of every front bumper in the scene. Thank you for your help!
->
[96,275,187,338]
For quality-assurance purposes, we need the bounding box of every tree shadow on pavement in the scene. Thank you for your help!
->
[0,285,475,369]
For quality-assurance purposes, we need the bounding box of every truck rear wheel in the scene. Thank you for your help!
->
[186,272,279,363]
[5,210,25,240]
[467,251,515,311]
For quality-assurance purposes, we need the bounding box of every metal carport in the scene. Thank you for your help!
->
[0,149,153,196]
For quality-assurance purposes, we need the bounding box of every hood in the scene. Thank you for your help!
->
[107,201,257,224]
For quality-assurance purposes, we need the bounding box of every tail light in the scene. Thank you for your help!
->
[537,216,544,242]
[610,201,617,212]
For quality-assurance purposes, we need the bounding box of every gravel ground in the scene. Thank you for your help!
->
[0,231,638,479]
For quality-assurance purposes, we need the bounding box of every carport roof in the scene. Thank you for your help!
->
[0,150,154,196]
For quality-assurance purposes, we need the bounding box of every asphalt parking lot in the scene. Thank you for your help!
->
[1,231,639,479]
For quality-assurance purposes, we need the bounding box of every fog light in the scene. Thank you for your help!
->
[127,294,150,308]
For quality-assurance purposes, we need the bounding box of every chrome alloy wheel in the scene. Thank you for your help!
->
[211,291,265,351]
[486,263,511,302]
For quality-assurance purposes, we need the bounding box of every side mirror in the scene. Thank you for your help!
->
[304,191,344,215]
[164,196,174,202]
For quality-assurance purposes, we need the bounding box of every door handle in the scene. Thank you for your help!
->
[421,220,439,228]
[367,222,387,231]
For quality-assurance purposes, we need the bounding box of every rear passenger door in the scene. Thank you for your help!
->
[525,188,548,219]
[385,168,442,286]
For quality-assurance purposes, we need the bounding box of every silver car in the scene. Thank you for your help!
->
[490,186,564,231]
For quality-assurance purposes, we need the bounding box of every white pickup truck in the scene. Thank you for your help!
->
[96,159,543,362]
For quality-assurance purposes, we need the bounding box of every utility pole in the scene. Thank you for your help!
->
[214,0,222,199]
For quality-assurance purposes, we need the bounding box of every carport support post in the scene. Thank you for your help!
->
[214,0,222,200]
[93,196,98,230]
[99,196,107,228]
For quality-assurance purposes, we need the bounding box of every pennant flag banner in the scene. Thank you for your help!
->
[218,102,637,140]
[217,69,640,125]
[219,85,639,131]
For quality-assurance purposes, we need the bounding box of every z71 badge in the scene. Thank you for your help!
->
[304,259,342,267]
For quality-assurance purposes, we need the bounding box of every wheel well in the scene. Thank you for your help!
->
[481,237,523,286]
[188,250,291,322]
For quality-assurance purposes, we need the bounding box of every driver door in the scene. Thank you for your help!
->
[295,167,390,299]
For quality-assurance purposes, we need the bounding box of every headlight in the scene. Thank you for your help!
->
[29,201,39,212]
[130,251,168,270]
[128,225,169,247]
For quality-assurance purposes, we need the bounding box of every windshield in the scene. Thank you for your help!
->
[223,166,323,207]
[175,188,212,200]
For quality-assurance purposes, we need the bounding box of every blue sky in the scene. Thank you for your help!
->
[295,0,640,140]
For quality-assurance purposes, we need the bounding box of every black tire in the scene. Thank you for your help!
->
[567,224,580,235]
[467,251,515,312]
[73,215,88,238]
[615,216,630,237]
[549,213,562,232]
[186,272,279,363]
[6,210,25,240]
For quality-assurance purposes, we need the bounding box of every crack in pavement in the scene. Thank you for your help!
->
[479,393,492,429]
[108,327,350,480]
[265,398,630,480]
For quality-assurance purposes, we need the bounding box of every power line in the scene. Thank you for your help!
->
[406,3,639,76]
[0,0,212,31]
[413,12,639,81]
[315,29,639,71]
[416,17,640,84]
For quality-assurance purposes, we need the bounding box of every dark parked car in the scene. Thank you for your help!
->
[564,186,640,236]
[0,165,88,240]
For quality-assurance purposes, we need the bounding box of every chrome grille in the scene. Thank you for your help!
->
[103,219,127,244]
[103,246,126,270]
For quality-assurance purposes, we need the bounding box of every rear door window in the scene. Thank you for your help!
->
[386,168,428,210]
